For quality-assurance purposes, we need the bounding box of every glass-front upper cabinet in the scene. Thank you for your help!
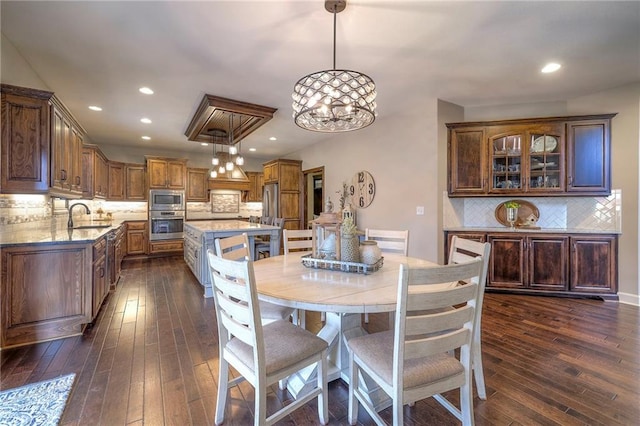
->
[491,133,524,192]
[527,130,564,192]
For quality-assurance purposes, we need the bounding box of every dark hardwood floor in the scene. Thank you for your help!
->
[1,256,639,425]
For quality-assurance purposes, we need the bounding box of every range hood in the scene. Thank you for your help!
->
[208,153,251,192]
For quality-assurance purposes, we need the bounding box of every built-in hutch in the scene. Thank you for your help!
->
[446,114,619,300]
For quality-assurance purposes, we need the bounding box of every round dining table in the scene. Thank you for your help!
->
[252,251,437,409]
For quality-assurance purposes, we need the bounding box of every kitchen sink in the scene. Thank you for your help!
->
[73,224,112,230]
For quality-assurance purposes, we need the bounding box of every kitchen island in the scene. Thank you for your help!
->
[183,220,281,298]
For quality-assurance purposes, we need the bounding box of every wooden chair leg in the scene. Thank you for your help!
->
[215,359,229,425]
[348,352,358,425]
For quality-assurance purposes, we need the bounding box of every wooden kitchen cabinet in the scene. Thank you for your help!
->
[146,156,187,189]
[126,221,148,256]
[1,242,92,349]
[149,239,184,254]
[566,119,611,193]
[81,145,109,199]
[186,167,209,201]
[0,85,51,194]
[246,171,264,202]
[448,127,487,195]
[447,114,616,197]
[108,225,126,290]
[262,159,303,230]
[125,163,146,200]
[570,235,617,294]
[108,161,125,200]
[92,236,109,319]
[50,98,84,198]
[445,230,616,299]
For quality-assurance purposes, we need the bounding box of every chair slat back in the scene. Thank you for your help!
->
[207,249,263,351]
[365,228,409,255]
[260,216,273,225]
[215,233,251,261]
[395,259,482,366]
[283,229,313,253]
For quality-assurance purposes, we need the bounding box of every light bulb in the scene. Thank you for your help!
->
[212,157,219,166]
[218,165,226,174]
[235,155,244,166]
[229,146,238,155]
[225,161,234,171]
[210,170,217,178]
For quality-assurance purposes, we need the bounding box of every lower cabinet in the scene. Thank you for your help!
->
[445,231,617,299]
[1,242,92,349]
[92,236,109,319]
[149,239,184,254]
[126,221,148,256]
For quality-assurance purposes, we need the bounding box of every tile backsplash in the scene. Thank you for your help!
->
[443,190,621,232]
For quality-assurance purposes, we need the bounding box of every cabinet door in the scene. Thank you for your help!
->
[95,151,108,198]
[448,127,486,195]
[566,119,611,194]
[256,173,264,202]
[167,160,186,189]
[526,127,564,193]
[489,132,524,193]
[81,147,95,199]
[1,92,50,193]
[487,234,526,288]
[69,126,83,194]
[186,168,209,201]
[570,236,617,293]
[148,159,168,188]
[528,236,568,290]
[126,222,148,255]
[125,164,146,200]
[92,254,107,319]
[51,105,71,192]
[108,162,125,200]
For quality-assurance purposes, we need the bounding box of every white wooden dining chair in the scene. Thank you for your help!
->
[347,258,484,426]
[282,229,314,328]
[448,235,491,400]
[364,228,409,255]
[363,228,409,323]
[256,217,285,259]
[215,233,295,323]
[207,250,328,426]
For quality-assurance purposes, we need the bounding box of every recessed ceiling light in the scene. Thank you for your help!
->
[140,118,152,124]
[139,87,154,95]
[88,105,102,111]
[249,148,257,152]
[141,136,151,140]
[541,62,561,73]
[201,143,209,146]
[269,136,277,141]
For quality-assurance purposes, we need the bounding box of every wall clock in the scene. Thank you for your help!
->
[350,170,376,208]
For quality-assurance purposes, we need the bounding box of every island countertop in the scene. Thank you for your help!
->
[184,219,278,232]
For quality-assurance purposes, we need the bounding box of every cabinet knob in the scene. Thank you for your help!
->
[61,169,67,181]
[75,176,81,185]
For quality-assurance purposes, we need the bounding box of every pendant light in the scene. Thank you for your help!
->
[292,0,376,132]
[226,114,235,171]
[235,114,244,166]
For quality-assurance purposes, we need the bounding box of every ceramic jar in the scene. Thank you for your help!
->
[341,235,360,262]
[360,240,382,265]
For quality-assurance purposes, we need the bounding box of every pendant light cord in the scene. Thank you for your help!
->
[332,4,337,71]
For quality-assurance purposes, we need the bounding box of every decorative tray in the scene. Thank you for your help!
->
[301,254,384,274]
[494,199,540,228]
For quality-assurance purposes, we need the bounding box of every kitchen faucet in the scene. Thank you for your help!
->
[67,202,91,228]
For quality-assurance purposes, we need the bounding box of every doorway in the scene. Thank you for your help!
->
[302,166,324,228]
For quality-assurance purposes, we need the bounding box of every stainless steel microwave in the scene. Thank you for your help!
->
[149,189,185,211]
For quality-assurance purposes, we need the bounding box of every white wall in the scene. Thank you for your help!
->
[1,34,48,89]
[288,99,442,262]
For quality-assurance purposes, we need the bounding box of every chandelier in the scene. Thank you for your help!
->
[292,0,377,132]
[208,113,245,178]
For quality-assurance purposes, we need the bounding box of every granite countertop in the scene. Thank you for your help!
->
[444,226,621,235]
[184,219,278,232]
[0,216,145,246]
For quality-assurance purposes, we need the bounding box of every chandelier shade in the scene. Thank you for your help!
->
[292,0,376,132]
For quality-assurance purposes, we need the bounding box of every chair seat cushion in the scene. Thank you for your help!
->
[226,320,327,375]
[347,330,463,389]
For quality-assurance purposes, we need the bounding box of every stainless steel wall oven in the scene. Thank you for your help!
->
[149,210,184,240]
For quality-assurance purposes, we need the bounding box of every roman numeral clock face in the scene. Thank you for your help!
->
[349,171,376,208]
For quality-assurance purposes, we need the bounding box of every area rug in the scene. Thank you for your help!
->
[0,373,75,426]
